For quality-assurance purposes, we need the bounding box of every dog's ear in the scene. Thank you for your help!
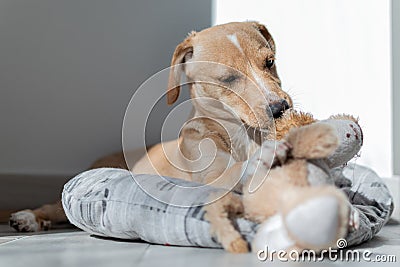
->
[167,32,195,105]
[252,22,275,52]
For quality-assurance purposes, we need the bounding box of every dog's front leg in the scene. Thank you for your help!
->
[241,140,292,190]
[198,140,292,192]
[202,162,245,192]
[204,192,248,253]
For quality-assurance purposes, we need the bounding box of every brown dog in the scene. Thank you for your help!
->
[10,22,293,232]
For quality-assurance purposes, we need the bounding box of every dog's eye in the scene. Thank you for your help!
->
[265,59,274,69]
[220,75,238,84]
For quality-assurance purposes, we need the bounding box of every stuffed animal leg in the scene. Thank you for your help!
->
[250,185,350,253]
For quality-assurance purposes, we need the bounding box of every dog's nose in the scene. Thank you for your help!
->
[269,99,290,119]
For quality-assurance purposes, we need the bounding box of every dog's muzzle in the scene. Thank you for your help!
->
[269,99,290,119]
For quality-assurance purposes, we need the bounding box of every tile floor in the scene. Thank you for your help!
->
[0,178,398,267]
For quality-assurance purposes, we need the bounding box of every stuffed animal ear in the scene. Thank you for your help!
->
[252,22,275,52]
[167,32,195,105]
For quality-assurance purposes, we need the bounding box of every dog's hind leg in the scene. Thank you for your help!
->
[9,151,129,232]
[9,200,67,232]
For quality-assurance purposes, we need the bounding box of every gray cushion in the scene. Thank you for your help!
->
[62,164,393,248]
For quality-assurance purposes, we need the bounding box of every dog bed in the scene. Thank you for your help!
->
[62,164,393,249]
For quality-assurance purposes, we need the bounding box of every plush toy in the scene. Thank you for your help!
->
[204,110,364,253]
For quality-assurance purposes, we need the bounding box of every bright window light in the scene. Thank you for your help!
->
[214,0,392,177]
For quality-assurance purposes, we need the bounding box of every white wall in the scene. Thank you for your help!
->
[215,0,392,177]
[393,0,400,176]
[0,0,211,176]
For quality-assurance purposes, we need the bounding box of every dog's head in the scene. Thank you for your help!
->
[167,22,293,129]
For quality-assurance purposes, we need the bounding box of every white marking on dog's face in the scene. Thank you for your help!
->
[250,68,268,93]
[249,67,280,103]
[226,34,244,54]
[248,66,282,105]
[226,34,278,103]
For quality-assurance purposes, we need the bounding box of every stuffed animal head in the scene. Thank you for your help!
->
[272,109,363,169]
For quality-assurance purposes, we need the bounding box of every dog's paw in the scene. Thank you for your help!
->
[9,210,51,232]
[273,141,292,164]
[245,140,291,177]
[225,237,249,253]
[10,210,39,232]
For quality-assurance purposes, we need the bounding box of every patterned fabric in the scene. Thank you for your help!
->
[62,164,393,248]
[62,168,257,247]
[332,164,394,246]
